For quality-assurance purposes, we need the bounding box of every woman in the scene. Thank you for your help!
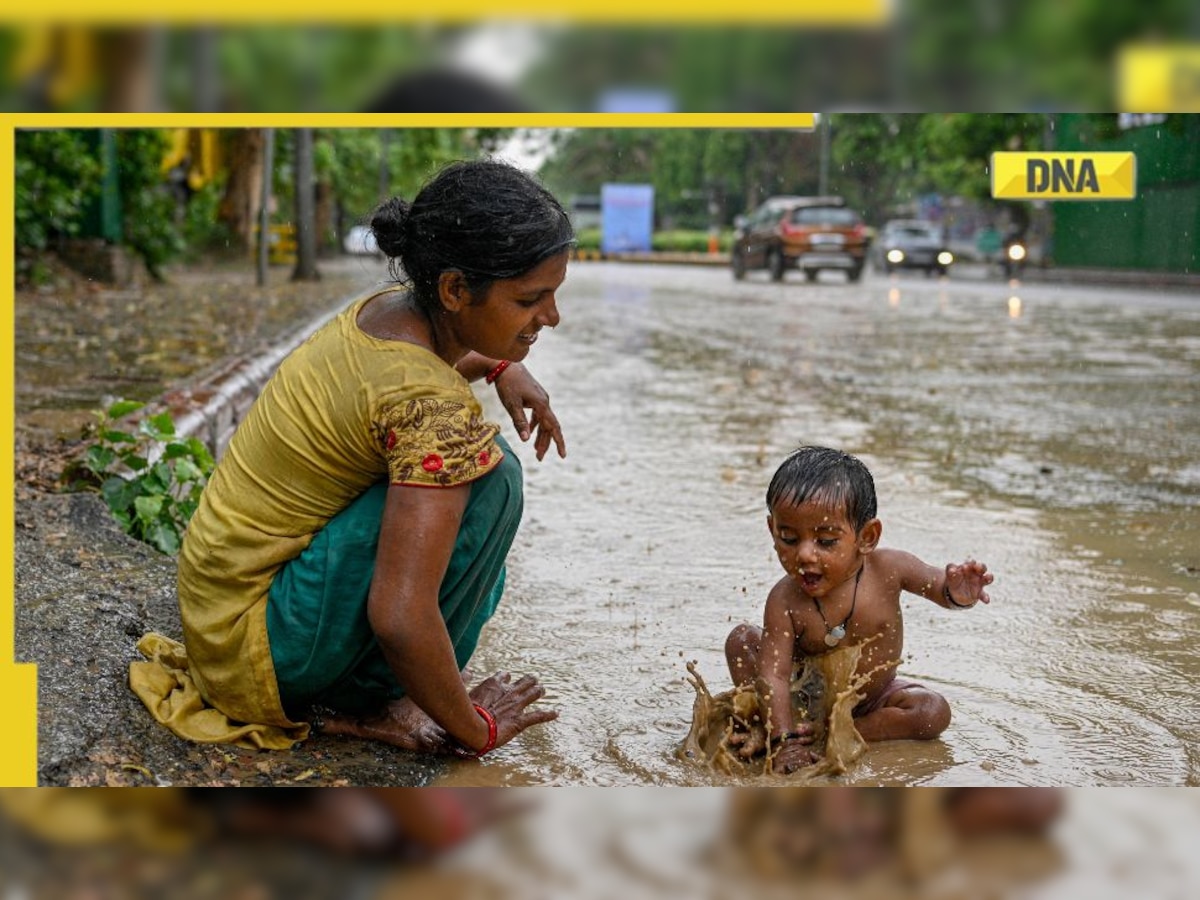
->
[132,159,570,758]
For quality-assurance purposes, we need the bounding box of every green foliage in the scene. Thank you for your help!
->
[206,27,429,112]
[181,179,236,259]
[828,113,1050,223]
[63,400,215,556]
[309,129,514,252]
[651,230,733,253]
[115,130,186,280]
[574,228,600,251]
[14,130,103,250]
[573,228,731,253]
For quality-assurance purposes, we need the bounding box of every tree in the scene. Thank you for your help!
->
[291,128,319,281]
[257,129,275,287]
[217,129,266,255]
[828,113,1050,224]
[114,129,185,281]
[14,130,102,252]
[537,128,819,229]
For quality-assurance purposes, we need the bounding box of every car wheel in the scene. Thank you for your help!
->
[804,268,818,282]
[768,249,785,282]
[847,264,863,283]
[732,251,746,281]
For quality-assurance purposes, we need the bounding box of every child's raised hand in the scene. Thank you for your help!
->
[944,559,993,608]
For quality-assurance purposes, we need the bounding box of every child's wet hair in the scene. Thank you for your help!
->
[767,446,878,530]
[369,158,575,315]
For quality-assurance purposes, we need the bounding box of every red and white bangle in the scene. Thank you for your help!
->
[453,704,498,758]
[484,360,511,384]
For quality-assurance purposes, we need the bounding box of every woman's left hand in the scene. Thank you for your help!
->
[493,363,566,460]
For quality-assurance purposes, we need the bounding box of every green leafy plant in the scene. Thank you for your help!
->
[64,400,215,555]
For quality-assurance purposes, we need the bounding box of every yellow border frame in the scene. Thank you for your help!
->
[1,117,38,786]
[1,111,813,786]
[0,4,890,26]
[16,114,815,129]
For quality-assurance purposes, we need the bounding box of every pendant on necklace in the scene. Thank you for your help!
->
[824,625,846,647]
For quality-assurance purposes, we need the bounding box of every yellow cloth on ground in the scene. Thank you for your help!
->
[129,287,503,750]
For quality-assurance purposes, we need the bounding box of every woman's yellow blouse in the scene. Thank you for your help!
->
[132,289,503,748]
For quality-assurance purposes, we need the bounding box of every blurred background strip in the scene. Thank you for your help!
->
[1,4,1199,113]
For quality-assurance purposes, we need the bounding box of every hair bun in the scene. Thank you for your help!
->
[370,197,410,258]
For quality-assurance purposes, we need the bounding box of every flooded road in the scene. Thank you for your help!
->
[444,263,1200,787]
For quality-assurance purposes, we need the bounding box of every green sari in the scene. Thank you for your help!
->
[266,437,522,717]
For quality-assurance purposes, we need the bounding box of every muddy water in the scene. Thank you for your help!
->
[441,264,1200,787]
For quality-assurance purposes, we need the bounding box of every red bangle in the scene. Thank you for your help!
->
[484,360,511,384]
[453,704,498,758]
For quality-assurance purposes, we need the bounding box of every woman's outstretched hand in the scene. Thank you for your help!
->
[493,364,566,461]
[466,672,558,753]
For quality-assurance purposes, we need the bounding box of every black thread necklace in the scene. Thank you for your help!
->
[814,565,862,648]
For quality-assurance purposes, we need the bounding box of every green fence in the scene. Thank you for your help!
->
[1053,115,1199,273]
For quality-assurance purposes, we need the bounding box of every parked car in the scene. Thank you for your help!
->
[874,219,954,275]
[731,196,870,283]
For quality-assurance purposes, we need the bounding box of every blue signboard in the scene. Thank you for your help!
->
[601,184,654,254]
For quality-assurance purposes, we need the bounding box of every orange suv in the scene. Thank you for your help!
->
[731,196,870,283]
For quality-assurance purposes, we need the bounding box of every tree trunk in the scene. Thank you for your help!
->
[217,130,265,255]
[315,179,335,256]
[291,128,320,282]
[96,28,164,112]
[257,129,275,287]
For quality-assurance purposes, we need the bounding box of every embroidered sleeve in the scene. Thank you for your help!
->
[373,396,503,487]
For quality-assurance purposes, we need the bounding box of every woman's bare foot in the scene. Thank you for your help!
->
[316,696,446,753]
[311,669,475,751]
[312,671,557,755]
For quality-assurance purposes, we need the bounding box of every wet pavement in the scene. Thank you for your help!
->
[14,259,1200,786]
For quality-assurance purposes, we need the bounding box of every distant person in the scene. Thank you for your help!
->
[132,159,573,760]
[725,446,993,774]
[975,222,1002,263]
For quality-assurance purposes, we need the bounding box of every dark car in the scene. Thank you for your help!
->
[731,196,870,283]
[873,219,954,275]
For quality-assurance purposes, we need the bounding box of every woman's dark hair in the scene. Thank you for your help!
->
[370,158,575,313]
[766,446,877,531]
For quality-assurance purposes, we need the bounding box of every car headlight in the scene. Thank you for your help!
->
[886,249,905,263]
[937,251,954,266]
[1007,243,1027,261]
